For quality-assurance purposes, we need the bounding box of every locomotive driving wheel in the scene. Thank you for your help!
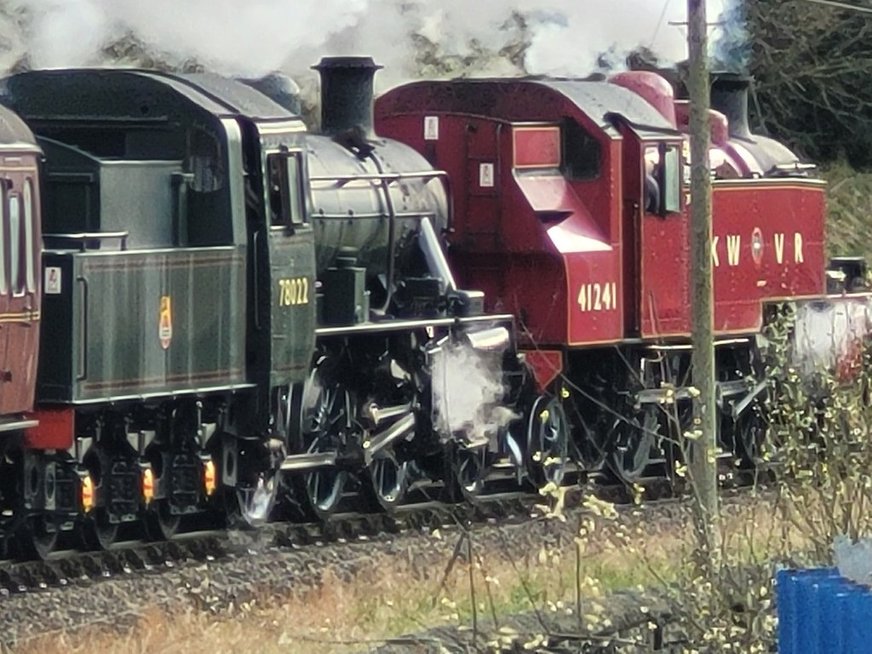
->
[292,357,353,520]
[454,445,488,500]
[609,406,661,485]
[527,395,569,489]
[368,453,408,510]
[727,403,767,470]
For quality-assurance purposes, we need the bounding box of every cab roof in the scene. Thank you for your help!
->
[0,68,297,123]
[377,77,677,135]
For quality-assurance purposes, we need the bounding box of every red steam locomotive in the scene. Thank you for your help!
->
[376,68,842,482]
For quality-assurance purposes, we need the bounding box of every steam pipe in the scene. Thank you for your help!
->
[419,216,457,293]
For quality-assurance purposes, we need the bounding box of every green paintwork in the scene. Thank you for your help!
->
[267,226,316,387]
[38,246,246,402]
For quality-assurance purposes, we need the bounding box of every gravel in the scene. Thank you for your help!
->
[0,489,766,649]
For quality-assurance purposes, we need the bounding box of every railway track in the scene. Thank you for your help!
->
[0,490,545,595]
[0,460,765,597]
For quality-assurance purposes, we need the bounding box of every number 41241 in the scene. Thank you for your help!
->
[577,282,617,312]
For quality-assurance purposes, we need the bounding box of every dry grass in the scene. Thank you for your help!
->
[8,495,790,654]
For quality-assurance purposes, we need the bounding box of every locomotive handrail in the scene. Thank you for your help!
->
[312,210,440,220]
[75,276,88,382]
[44,231,130,251]
[307,170,449,188]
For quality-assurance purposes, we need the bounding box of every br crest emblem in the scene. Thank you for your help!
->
[159,295,173,350]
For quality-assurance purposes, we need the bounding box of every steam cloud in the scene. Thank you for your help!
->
[0,0,736,88]
[431,341,519,446]
[791,301,871,380]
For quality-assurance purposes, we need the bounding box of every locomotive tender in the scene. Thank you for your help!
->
[0,58,553,558]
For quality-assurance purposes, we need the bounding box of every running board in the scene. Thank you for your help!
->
[0,418,37,433]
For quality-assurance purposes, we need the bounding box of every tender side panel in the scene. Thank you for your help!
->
[637,181,827,339]
[713,182,826,307]
[38,247,246,402]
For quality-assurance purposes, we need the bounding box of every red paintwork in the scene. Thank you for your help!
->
[524,349,564,392]
[375,77,825,349]
[0,151,41,417]
[24,406,74,450]
[376,84,623,347]
[513,127,561,168]
[610,72,677,126]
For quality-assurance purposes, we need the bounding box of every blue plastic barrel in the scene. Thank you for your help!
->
[777,567,872,654]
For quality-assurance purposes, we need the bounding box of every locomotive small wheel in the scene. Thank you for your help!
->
[144,499,181,541]
[82,507,120,551]
[21,516,59,560]
[454,445,488,500]
[526,395,569,489]
[368,453,408,510]
[609,407,660,485]
[293,359,352,520]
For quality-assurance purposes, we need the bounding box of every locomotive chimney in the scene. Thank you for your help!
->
[238,73,302,115]
[313,56,382,138]
[710,73,753,140]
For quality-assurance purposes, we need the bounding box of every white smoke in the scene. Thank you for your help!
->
[430,340,519,446]
[1,0,733,88]
[791,300,871,380]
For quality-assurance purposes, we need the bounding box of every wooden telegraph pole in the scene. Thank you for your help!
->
[687,0,720,556]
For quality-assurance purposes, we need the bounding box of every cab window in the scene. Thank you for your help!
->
[644,143,682,215]
[24,179,35,293]
[267,151,306,228]
[562,120,601,180]
[662,144,682,214]
[9,193,22,296]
